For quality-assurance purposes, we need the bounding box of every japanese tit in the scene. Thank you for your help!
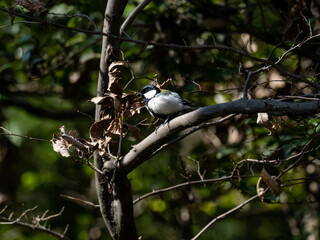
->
[140,84,199,123]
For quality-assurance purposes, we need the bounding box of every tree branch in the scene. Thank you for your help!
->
[191,192,263,240]
[133,175,233,204]
[120,98,320,176]
[120,0,153,35]
[0,206,70,240]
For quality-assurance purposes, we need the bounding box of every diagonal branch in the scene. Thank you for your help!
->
[120,98,320,176]
[191,192,264,240]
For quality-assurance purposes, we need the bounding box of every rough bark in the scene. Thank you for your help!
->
[94,1,138,239]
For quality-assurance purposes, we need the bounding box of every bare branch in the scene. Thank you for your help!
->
[191,192,264,240]
[278,132,319,178]
[40,207,65,222]
[60,194,100,208]
[0,206,70,240]
[133,175,233,204]
[120,0,153,35]
[0,126,50,142]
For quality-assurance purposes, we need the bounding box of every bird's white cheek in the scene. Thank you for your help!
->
[143,90,157,99]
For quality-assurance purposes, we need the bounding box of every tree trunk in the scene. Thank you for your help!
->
[94,1,138,239]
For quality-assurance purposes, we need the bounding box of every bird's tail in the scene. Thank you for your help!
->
[182,99,200,111]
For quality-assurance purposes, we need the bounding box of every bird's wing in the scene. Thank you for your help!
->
[161,89,198,110]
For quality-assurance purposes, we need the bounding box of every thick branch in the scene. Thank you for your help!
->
[120,99,320,175]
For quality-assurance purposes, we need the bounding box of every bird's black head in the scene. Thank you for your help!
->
[140,85,160,100]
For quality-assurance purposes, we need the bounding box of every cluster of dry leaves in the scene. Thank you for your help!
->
[51,61,174,161]
[51,61,145,161]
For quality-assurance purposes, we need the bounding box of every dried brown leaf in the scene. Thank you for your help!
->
[114,97,122,116]
[108,81,123,97]
[108,61,130,72]
[96,136,112,157]
[257,113,282,134]
[15,0,48,14]
[260,168,281,196]
[122,93,135,105]
[159,78,173,89]
[89,96,113,106]
[89,119,110,141]
[124,97,145,118]
[51,135,71,158]
[257,168,281,201]
[107,61,129,97]
[107,118,122,135]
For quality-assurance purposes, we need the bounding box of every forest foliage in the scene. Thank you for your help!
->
[1,0,320,239]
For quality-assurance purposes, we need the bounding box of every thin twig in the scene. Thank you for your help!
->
[60,194,100,208]
[191,192,264,240]
[132,175,255,204]
[0,126,50,142]
[278,132,319,178]
[0,215,70,240]
[0,206,70,240]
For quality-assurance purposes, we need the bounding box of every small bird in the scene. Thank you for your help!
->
[139,84,199,123]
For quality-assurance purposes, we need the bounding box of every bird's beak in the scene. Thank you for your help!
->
[136,92,142,97]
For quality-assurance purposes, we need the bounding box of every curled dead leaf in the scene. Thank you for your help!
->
[107,118,123,136]
[114,97,122,116]
[15,0,48,14]
[51,135,71,158]
[257,113,282,134]
[257,168,281,201]
[159,78,173,89]
[89,118,110,141]
[108,81,123,97]
[108,61,130,72]
[107,61,129,97]
[89,96,114,106]
[124,97,145,118]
